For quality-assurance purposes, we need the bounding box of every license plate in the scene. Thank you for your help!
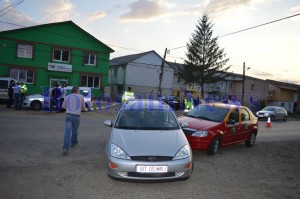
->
[136,165,168,173]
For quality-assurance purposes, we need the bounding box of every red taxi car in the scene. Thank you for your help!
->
[178,103,258,155]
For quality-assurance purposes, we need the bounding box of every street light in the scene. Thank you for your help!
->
[242,62,250,105]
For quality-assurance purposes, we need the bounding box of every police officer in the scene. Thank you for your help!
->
[122,87,135,103]
[20,81,27,109]
[184,93,194,111]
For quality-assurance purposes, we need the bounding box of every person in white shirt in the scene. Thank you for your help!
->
[61,86,85,155]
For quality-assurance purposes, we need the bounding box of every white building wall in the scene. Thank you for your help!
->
[125,52,174,89]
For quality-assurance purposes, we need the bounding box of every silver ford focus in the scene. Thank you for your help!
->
[104,100,193,181]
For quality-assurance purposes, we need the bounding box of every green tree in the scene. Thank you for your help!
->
[179,14,230,98]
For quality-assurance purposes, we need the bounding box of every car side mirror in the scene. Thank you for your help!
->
[180,122,188,128]
[104,120,113,127]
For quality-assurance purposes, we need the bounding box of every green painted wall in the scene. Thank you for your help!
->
[0,21,113,98]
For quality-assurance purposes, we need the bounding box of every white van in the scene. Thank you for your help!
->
[0,77,17,100]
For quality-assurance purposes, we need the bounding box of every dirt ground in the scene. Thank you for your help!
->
[0,106,299,199]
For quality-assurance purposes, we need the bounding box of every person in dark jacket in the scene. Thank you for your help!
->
[51,84,62,111]
[7,80,15,108]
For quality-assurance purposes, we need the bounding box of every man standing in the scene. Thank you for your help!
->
[184,93,194,111]
[13,82,22,110]
[20,81,27,109]
[61,86,85,155]
[122,86,135,103]
[51,84,62,111]
[7,80,15,108]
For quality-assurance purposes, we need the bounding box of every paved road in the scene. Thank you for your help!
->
[0,108,299,199]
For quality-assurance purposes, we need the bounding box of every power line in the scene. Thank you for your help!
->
[169,13,300,51]
[219,13,300,38]
[0,0,24,17]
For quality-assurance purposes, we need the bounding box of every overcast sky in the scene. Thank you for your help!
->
[1,0,300,84]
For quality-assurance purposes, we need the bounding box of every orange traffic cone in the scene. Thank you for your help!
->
[266,117,271,128]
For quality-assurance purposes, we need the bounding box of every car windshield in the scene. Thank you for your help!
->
[114,108,180,130]
[186,104,229,122]
[262,107,275,111]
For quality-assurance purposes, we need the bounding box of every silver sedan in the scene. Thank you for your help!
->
[104,100,193,181]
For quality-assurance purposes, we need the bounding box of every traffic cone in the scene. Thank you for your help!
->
[266,117,271,128]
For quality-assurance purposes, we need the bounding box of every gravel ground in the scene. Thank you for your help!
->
[0,106,299,199]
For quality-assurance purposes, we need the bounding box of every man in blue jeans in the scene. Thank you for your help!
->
[62,86,85,155]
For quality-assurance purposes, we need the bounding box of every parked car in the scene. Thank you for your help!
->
[178,102,258,155]
[158,95,184,111]
[22,86,92,110]
[0,77,17,100]
[256,106,288,121]
[104,99,193,181]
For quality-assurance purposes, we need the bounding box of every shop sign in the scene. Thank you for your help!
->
[48,63,72,72]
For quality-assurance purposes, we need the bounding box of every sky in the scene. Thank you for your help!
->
[1,0,300,84]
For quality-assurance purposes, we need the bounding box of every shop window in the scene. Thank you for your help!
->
[10,69,34,84]
[83,53,97,66]
[17,44,33,58]
[53,49,71,62]
[81,75,100,88]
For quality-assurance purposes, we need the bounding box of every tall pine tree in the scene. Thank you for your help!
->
[179,14,230,98]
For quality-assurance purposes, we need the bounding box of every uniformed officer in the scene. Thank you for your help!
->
[122,87,135,103]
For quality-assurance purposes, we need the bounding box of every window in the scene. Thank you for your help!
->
[10,69,34,83]
[268,90,275,96]
[17,44,33,58]
[251,84,254,91]
[177,76,181,83]
[53,49,71,62]
[81,75,100,88]
[83,53,97,66]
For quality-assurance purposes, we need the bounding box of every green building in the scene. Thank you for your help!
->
[0,21,114,98]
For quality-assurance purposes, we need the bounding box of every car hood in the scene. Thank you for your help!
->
[178,116,220,130]
[110,129,188,157]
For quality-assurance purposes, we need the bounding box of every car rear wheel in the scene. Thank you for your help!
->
[31,101,42,111]
[207,136,220,155]
[245,133,256,147]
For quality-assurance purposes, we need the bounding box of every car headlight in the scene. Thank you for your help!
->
[173,145,191,160]
[192,130,208,137]
[264,113,269,116]
[111,144,131,160]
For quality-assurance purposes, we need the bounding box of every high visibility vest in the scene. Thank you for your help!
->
[122,91,134,103]
[21,84,27,94]
[184,98,194,110]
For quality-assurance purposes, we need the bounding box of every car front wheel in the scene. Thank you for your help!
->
[245,133,256,147]
[283,116,287,121]
[31,101,42,111]
[207,136,220,155]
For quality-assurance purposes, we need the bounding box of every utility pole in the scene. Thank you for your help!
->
[242,62,250,105]
[158,48,168,96]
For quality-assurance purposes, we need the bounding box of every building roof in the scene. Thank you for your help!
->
[0,20,114,53]
[110,50,169,67]
[110,51,151,66]
[267,79,300,91]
